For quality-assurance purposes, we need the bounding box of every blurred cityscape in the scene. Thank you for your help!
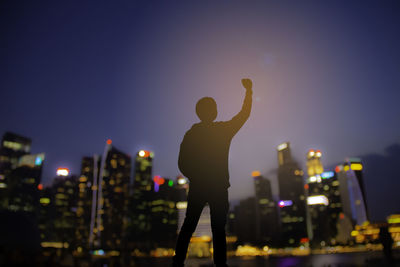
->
[0,131,399,266]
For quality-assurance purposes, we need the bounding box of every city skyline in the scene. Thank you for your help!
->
[1,1,400,223]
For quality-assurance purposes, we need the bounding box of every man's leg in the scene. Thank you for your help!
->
[209,188,229,266]
[172,188,205,267]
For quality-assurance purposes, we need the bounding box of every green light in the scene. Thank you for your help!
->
[168,180,174,187]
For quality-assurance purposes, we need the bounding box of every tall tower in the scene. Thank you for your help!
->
[87,140,132,250]
[51,168,78,248]
[306,149,324,176]
[0,132,44,215]
[336,158,368,226]
[252,172,279,245]
[76,155,101,251]
[276,142,308,246]
[126,150,154,248]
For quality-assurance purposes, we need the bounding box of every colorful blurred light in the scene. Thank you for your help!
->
[38,184,43,190]
[251,170,261,177]
[307,195,329,206]
[321,171,334,179]
[279,200,293,207]
[351,163,363,171]
[56,168,70,176]
[277,143,288,151]
[106,139,112,145]
[138,150,151,158]
[153,175,165,185]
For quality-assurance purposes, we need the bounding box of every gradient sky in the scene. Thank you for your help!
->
[1,1,399,221]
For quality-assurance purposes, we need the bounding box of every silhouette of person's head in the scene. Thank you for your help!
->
[196,97,217,123]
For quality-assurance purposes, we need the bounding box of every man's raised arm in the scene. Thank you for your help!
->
[225,78,253,135]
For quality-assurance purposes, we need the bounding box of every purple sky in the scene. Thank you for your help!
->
[1,1,400,221]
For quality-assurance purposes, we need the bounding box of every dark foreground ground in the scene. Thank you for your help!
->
[125,251,400,267]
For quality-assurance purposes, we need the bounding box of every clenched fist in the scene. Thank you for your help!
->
[241,78,253,91]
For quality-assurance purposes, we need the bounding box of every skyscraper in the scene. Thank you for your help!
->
[0,132,45,216]
[306,149,324,177]
[76,155,101,251]
[336,158,368,226]
[51,168,79,249]
[150,176,178,248]
[252,172,279,245]
[306,168,343,247]
[87,140,132,251]
[126,149,154,250]
[276,142,308,246]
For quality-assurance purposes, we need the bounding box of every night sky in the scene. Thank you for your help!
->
[1,1,399,221]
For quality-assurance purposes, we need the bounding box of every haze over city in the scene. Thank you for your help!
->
[1,1,400,223]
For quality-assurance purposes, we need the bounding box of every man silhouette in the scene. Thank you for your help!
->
[172,79,253,267]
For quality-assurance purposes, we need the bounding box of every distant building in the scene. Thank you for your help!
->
[149,176,178,248]
[85,140,132,251]
[233,197,258,244]
[38,186,56,243]
[306,149,324,177]
[51,169,79,249]
[0,132,45,216]
[126,150,154,250]
[252,172,279,245]
[76,155,101,251]
[336,158,368,226]
[306,167,343,247]
[0,132,31,178]
[276,142,308,246]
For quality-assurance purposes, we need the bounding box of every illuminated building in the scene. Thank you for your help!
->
[0,132,31,178]
[306,149,324,177]
[276,142,307,246]
[306,171,343,247]
[51,170,78,248]
[336,158,368,226]
[253,172,279,245]
[149,176,178,248]
[90,142,132,250]
[305,149,343,247]
[0,132,33,209]
[0,132,45,217]
[38,186,56,243]
[351,215,400,247]
[125,150,154,249]
[76,155,101,251]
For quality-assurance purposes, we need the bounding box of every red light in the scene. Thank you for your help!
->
[106,139,112,145]
[339,213,345,219]
[335,166,340,173]
[153,175,165,185]
[304,184,309,190]
[38,184,43,190]
[300,238,309,243]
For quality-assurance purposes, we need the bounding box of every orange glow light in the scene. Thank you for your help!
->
[304,184,309,190]
[106,139,112,145]
[138,150,151,158]
[300,238,309,243]
[153,175,165,185]
[38,184,43,190]
[251,171,261,177]
[57,168,70,176]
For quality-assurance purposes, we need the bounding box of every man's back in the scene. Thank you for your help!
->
[178,81,252,189]
[173,78,253,267]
